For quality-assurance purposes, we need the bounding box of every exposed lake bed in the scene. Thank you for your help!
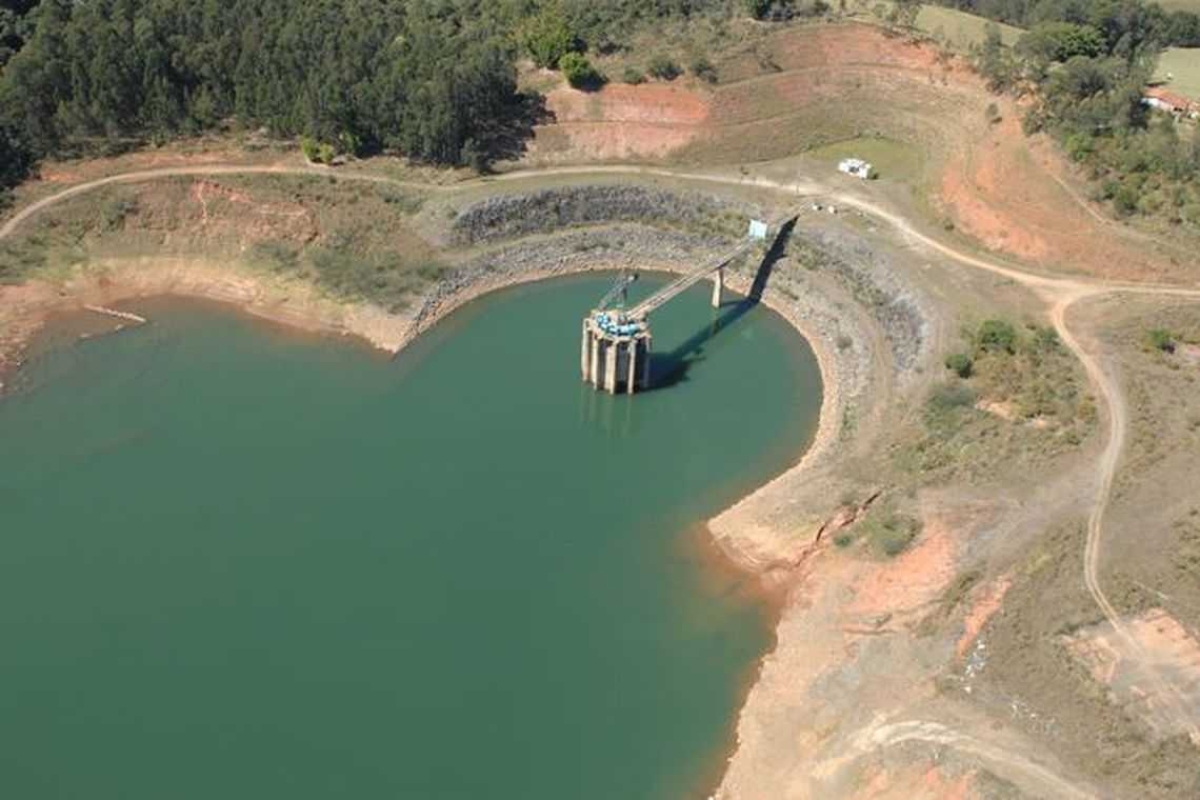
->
[0,273,821,799]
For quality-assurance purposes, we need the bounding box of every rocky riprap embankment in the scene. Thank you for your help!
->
[448,185,757,246]
[794,228,930,376]
[409,225,734,337]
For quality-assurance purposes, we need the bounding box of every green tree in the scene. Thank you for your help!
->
[523,3,577,69]
[0,117,34,203]
[975,22,1017,91]
[1018,22,1105,64]
[460,137,487,172]
[689,54,718,84]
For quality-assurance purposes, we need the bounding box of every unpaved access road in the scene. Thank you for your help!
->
[5,161,1200,791]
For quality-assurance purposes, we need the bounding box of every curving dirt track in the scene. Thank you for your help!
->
[848,719,1100,800]
[4,159,1200,790]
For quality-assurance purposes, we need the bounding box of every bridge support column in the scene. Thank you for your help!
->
[581,320,591,381]
[604,341,618,394]
[626,340,638,395]
[711,267,724,309]
[641,337,652,390]
[589,334,601,389]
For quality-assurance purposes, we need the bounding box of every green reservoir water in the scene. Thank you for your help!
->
[0,274,821,799]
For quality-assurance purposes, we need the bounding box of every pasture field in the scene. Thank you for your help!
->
[915,5,1024,48]
[1155,48,1200,102]
[1155,0,1200,12]
[844,0,1024,49]
[803,136,926,184]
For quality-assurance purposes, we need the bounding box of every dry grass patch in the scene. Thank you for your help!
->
[1087,299,1200,629]
[833,499,923,557]
[2,174,442,312]
[964,520,1200,800]
[894,318,1095,484]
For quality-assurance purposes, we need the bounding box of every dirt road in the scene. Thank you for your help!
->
[848,718,1101,800]
[5,160,1200,787]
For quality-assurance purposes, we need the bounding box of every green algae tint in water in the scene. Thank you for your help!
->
[0,274,821,799]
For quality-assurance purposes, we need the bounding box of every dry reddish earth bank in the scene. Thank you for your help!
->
[0,259,413,388]
[529,23,1195,284]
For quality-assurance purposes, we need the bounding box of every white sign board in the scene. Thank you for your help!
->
[747,219,769,240]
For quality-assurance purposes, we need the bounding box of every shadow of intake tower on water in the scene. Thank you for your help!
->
[646,217,796,392]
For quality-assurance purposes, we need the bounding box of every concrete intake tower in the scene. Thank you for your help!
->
[579,216,784,395]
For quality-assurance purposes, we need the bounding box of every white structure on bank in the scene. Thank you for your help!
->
[838,157,873,179]
[1142,87,1200,120]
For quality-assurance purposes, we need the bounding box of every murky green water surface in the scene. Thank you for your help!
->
[0,274,820,799]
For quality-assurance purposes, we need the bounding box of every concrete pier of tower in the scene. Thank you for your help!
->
[581,312,653,395]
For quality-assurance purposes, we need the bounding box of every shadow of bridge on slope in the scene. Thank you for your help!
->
[646,217,797,392]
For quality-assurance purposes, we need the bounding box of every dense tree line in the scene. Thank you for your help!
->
[0,0,39,69]
[744,0,830,21]
[938,0,1200,47]
[0,0,738,203]
[969,1,1200,223]
[0,1,525,161]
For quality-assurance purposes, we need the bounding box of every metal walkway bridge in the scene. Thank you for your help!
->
[625,235,764,319]
[580,215,786,394]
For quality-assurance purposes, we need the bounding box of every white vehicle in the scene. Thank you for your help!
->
[838,157,874,179]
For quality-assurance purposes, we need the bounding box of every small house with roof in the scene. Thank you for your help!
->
[1143,86,1200,120]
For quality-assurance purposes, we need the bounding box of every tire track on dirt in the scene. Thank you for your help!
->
[849,718,1100,800]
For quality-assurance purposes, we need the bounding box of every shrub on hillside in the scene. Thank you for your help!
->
[928,382,977,416]
[622,67,646,85]
[746,0,828,20]
[300,136,319,163]
[976,319,1017,354]
[559,52,604,90]
[945,352,974,379]
[861,508,923,557]
[301,136,336,165]
[689,55,718,84]
[1148,328,1177,354]
[647,54,681,81]
[746,0,772,17]
[1113,184,1140,217]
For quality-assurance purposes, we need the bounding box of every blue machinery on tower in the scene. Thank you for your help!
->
[580,220,772,394]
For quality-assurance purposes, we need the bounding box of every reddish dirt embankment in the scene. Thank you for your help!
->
[533,82,712,162]
[530,23,1190,282]
[0,259,411,388]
